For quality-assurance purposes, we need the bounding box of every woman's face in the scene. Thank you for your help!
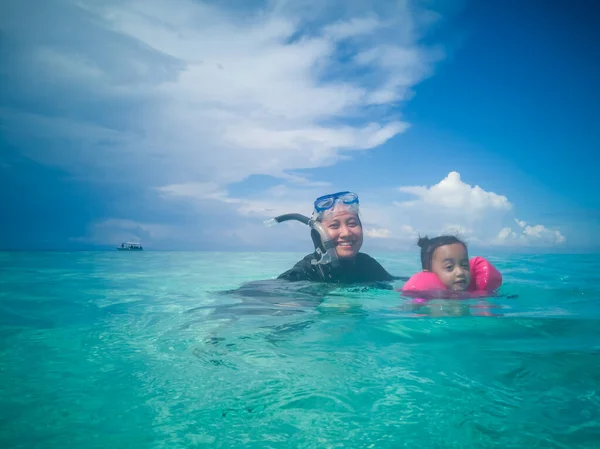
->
[321,210,363,259]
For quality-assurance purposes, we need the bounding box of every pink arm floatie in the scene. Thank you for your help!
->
[401,271,447,293]
[400,257,502,299]
[466,256,502,293]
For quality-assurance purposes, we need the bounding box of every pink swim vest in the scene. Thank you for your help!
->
[399,256,503,300]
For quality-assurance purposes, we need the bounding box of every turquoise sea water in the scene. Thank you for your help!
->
[1,251,599,448]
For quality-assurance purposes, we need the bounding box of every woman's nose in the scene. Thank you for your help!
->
[339,225,351,236]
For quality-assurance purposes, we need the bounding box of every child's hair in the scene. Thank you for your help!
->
[417,235,467,270]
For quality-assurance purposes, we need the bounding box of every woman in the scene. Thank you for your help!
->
[275,191,397,283]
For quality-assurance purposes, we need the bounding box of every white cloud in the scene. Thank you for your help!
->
[323,17,383,40]
[1,0,444,188]
[495,219,566,246]
[78,171,566,250]
[364,228,392,239]
[156,182,236,203]
[157,181,318,219]
[388,173,565,247]
[397,171,512,215]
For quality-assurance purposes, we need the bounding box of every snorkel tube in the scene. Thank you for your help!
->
[265,213,340,278]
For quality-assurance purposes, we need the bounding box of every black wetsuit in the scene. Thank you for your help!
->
[277,252,398,284]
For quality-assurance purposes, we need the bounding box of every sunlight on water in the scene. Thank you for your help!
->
[1,251,599,448]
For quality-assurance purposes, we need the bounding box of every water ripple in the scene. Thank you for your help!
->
[1,251,599,448]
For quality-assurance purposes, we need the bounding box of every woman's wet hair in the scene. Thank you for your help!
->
[417,235,467,270]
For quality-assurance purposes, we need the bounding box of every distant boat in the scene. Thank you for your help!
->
[117,242,144,251]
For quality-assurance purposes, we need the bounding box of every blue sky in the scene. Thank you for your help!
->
[1,0,598,252]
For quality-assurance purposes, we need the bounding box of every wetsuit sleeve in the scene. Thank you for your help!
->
[277,254,324,282]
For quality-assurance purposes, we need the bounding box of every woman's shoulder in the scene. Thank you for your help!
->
[355,252,381,264]
[354,252,398,281]
[277,253,322,281]
[356,252,373,259]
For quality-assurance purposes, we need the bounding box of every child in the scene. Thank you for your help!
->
[401,234,502,298]
[418,235,471,292]
[400,235,504,316]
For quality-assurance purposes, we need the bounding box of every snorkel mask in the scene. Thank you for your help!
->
[265,191,361,277]
[311,191,359,221]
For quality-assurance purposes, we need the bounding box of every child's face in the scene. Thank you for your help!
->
[430,243,471,291]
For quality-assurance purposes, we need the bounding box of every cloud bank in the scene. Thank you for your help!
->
[90,171,566,250]
[1,0,567,251]
[1,0,442,187]
[382,171,566,248]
